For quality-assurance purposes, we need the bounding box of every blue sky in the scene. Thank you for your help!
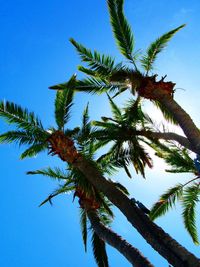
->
[0,0,200,266]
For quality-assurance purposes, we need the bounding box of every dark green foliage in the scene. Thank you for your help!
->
[54,75,75,129]
[141,24,185,73]
[150,141,196,173]
[0,100,44,131]
[91,230,109,267]
[107,0,135,62]
[27,167,71,180]
[182,184,200,244]
[153,100,179,125]
[20,143,48,159]
[150,184,183,220]
[76,77,120,94]
[70,38,116,76]
[80,209,88,252]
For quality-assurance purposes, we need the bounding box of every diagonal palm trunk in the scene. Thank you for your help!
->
[74,156,200,267]
[139,84,200,154]
[48,132,200,267]
[157,94,200,154]
[87,210,154,267]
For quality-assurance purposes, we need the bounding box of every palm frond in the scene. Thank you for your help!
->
[80,208,88,252]
[27,167,72,181]
[0,100,45,132]
[153,100,179,125]
[54,75,75,129]
[70,38,115,76]
[150,184,183,220]
[91,230,109,267]
[78,66,97,77]
[107,0,135,63]
[150,141,196,173]
[182,184,200,244]
[39,182,75,207]
[20,143,48,159]
[76,77,119,94]
[113,181,129,195]
[107,94,122,121]
[141,24,185,73]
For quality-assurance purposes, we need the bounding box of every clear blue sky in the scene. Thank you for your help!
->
[0,0,200,266]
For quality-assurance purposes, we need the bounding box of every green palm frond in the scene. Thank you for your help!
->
[80,208,88,252]
[54,75,75,129]
[20,143,48,159]
[182,184,200,244]
[150,141,196,173]
[150,184,183,220]
[27,167,73,181]
[39,182,75,207]
[0,100,45,132]
[78,103,91,142]
[153,100,179,125]
[107,94,123,121]
[0,130,41,145]
[77,66,97,77]
[64,127,80,138]
[141,24,185,73]
[113,181,129,195]
[76,77,120,94]
[123,97,152,125]
[70,38,115,76]
[91,230,109,267]
[107,0,135,63]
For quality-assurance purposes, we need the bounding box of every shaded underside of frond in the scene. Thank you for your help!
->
[91,230,109,267]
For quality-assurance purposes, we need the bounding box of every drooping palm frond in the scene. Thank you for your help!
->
[91,230,109,267]
[153,100,179,125]
[20,142,48,159]
[149,141,196,173]
[107,0,135,63]
[27,167,72,181]
[0,130,43,146]
[123,97,153,126]
[54,75,75,130]
[38,182,75,207]
[141,24,185,73]
[150,184,184,220]
[70,38,116,77]
[0,100,45,133]
[107,94,123,121]
[80,208,88,252]
[182,184,200,244]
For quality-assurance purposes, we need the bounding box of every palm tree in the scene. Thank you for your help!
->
[23,104,154,267]
[147,140,200,245]
[50,0,200,154]
[91,95,154,178]
[1,78,200,266]
[28,165,154,267]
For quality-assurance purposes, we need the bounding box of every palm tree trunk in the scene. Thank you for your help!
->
[151,93,200,154]
[87,210,154,267]
[47,132,200,266]
[73,156,200,267]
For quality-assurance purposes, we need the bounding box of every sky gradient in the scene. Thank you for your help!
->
[0,0,200,266]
